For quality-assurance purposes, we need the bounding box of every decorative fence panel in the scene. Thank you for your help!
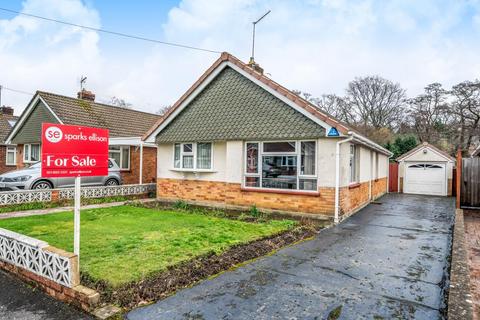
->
[58,183,156,200]
[0,183,156,206]
[0,190,52,205]
[0,228,78,287]
[461,158,480,208]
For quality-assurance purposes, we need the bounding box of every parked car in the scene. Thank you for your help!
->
[0,159,122,191]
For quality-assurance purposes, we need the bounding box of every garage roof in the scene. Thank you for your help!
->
[396,142,455,162]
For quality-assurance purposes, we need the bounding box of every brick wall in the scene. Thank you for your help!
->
[121,146,157,185]
[158,178,388,217]
[0,145,16,174]
[372,177,388,200]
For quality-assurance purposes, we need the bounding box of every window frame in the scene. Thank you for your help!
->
[243,140,318,192]
[108,145,131,170]
[23,143,40,163]
[349,144,360,184]
[172,142,214,171]
[5,146,16,166]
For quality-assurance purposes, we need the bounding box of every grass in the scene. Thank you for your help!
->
[0,205,295,287]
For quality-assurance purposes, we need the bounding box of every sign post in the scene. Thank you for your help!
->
[41,123,109,261]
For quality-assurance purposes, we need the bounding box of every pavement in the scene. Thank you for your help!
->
[0,270,92,320]
[464,210,480,319]
[127,193,455,320]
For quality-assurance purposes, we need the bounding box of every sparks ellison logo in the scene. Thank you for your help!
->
[45,126,63,143]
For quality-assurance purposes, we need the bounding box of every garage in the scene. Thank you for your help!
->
[397,142,455,196]
[404,162,446,196]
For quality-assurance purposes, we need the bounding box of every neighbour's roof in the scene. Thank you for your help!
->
[396,142,455,161]
[143,52,391,155]
[37,91,160,138]
[0,114,18,143]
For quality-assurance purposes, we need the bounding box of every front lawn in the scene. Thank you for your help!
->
[0,205,295,287]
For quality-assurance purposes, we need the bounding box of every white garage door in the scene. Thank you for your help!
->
[404,162,447,196]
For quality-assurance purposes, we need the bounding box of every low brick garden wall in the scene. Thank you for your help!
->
[448,209,474,319]
[0,228,100,312]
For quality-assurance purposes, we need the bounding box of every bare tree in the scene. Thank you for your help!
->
[345,76,407,130]
[292,90,350,122]
[407,83,450,144]
[156,105,173,116]
[450,80,480,152]
[109,96,132,109]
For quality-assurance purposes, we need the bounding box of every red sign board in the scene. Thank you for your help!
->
[41,123,109,178]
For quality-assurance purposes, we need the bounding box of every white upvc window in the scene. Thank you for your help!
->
[108,145,130,170]
[350,144,360,183]
[173,142,213,170]
[5,146,16,166]
[23,144,40,163]
[244,140,317,191]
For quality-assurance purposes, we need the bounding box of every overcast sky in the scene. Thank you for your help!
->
[1,0,480,115]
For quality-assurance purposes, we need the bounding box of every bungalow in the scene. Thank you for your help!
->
[144,52,393,222]
[5,90,160,184]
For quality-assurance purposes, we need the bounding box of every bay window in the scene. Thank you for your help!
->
[6,146,16,166]
[173,142,213,170]
[244,141,317,191]
[109,146,130,170]
[23,144,40,163]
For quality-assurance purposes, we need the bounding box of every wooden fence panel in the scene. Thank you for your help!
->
[389,163,398,193]
[461,158,480,208]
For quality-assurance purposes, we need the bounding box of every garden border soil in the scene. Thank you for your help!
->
[82,225,318,310]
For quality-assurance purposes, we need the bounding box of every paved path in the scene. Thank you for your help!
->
[465,210,480,320]
[127,194,454,320]
[0,270,91,320]
[0,198,155,220]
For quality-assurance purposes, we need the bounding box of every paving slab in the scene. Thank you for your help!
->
[127,193,454,320]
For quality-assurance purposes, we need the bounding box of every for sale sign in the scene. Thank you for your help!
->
[41,123,109,177]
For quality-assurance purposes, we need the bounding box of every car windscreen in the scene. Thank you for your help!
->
[29,162,41,169]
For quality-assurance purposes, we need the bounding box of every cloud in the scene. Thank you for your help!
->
[1,0,480,116]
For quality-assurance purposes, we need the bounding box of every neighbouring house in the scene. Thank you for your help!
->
[143,52,393,222]
[0,106,19,174]
[5,90,160,184]
[396,142,455,196]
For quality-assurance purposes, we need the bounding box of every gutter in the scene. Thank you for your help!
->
[347,131,392,157]
[335,135,353,224]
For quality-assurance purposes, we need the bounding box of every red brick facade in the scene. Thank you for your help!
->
[120,146,157,185]
[157,177,388,218]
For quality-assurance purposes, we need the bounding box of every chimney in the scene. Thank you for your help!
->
[77,89,95,101]
[0,106,14,116]
[247,59,264,74]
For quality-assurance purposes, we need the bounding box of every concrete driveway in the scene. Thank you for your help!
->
[127,194,454,320]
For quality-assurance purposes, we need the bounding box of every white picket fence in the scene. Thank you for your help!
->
[0,183,156,206]
[0,228,77,287]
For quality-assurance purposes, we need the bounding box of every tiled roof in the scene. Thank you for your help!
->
[144,52,352,141]
[0,114,18,143]
[38,91,160,137]
[156,67,325,143]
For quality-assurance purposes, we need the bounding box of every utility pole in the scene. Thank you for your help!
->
[249,10,271,66]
